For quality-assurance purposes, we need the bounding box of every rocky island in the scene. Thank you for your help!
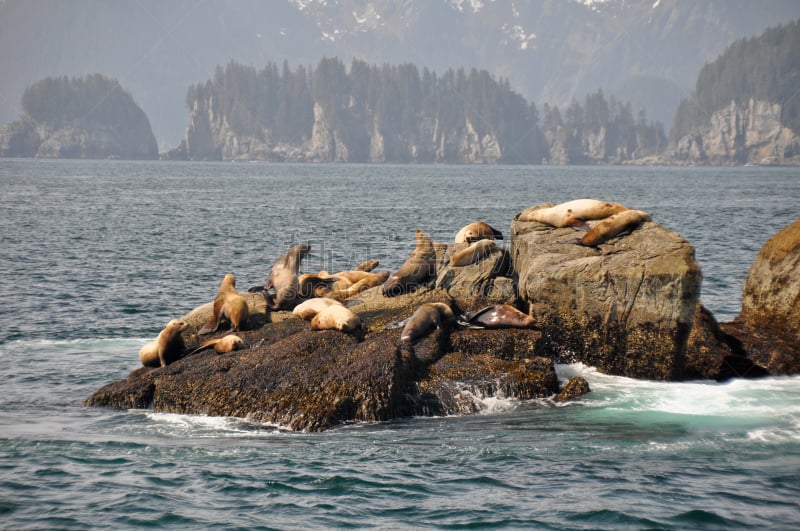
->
[0,74,158,160]
[85,202,799,432]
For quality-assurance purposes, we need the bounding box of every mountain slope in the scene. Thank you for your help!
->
[1,0,798,148]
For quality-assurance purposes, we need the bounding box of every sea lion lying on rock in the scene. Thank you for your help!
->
[292,297,344,320]
[189,334,245,355]
[454,221,503,244]
[579,209,652,247]
[397,302,456,345]
[450,239,497,267]
[310,304,362,332]
[457,304,536,329]
[518,199,628,228]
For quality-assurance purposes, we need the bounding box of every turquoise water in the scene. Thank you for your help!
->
[1,159,799,529]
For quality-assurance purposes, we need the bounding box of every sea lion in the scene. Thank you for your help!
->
[356,260,380,272]
[329,271,390,301]
[457,304,536,329]
[309,304,362,332]
[518,199,628,228]
[454,221,504,244]
[199,273,250,335]
[249,244,310,310]
[450,239,497,267]
[292,297,344,320]
[297,273,337,299]
[138,319,189,368]
[400,302,456,344]
[189,334,245,356]
[382,229,437,297]
[579,209,652,247]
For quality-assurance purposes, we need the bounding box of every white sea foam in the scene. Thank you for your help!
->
[556,362,800,440]
[137,410,289,437]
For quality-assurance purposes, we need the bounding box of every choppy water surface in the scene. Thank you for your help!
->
[1,160,799,529]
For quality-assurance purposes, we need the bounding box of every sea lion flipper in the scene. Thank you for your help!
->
[247,285,265,293]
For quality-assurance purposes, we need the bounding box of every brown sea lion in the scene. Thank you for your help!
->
[579,209,652,247]
[382,229,437,297]
[518,199,628,228]
[189,334,245,356]
[454,221,504,244]
[249,244,310,310]
[400,302,456,344]
[450,239,497,267]
[292,297,344,320]
[139,319,189,367]
[199,273,250,335]
[457,304,536,329]
[309,304,362,332]
[297,273,337,299]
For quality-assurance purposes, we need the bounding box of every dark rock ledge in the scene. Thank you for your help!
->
[85,212,800,431]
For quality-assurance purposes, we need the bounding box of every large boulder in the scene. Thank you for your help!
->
[510,205,702,380]
[720,218,800,374]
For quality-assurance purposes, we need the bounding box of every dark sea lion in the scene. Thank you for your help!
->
[382,229,436,297]
[139,319,189,367]
[310,304,362,332]
[579,209,652,247]
[189,334,245,356]
[457,304,536,330]
[199,273,250,335]
[450,239,497,267]
[518,199,628,228]
[297,273,337,299]
[249,244,310,310]
[454,221,504,244]
[400,302,456,344]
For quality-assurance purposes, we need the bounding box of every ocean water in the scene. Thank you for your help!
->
[0,159,799,529]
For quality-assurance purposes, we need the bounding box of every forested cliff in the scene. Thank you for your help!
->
[665,20,800,165]
[166,58,665,164]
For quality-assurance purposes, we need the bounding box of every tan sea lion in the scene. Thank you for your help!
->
[457,304,536,329]
[579,209,652,247]
[199,273,250,335]
[450,239,497,267]
[249,244,310,310]
[382,229,437,297]
[400,302,456,344]
[519,199,628,228]
[139,319,189,368]
[189,334,245,356]
[309,304,362,332]
[292,297,344,320]
[454,221,504,244]
[329,271,390,300]
[356,260,380,272]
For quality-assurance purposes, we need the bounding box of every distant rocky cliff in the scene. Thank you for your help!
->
[665,99,800,165]
[0,117,158,160]
[168,96,505,164]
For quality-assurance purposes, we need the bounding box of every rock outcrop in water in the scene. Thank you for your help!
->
[86,208,797,430]
[719,218,800,375]
[511,205,705,380]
